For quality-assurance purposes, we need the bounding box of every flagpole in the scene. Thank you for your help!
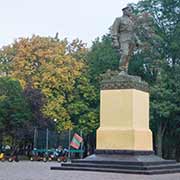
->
[80,130,83,159]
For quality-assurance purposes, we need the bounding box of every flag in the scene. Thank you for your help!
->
[70,133,83,149]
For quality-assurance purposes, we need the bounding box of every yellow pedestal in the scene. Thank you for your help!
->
[96,89,153,151]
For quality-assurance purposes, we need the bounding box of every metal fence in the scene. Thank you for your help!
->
[33,128,84,158]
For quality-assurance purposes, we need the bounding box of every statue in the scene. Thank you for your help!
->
[111,5,152,72]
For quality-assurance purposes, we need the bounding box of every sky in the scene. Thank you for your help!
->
[0,0,139,47]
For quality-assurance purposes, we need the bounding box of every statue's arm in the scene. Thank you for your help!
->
[111,18,121,48]
[111,17,120,36]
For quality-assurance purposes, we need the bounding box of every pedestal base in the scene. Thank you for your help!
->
[51,150,180,175]
[96,89,153,151]
[97,128,152,150]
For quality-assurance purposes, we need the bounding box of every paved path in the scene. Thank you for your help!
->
[0,161,180,180]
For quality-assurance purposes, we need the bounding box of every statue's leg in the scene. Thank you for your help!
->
[119,42,129,72]
[125,43,134,68]
[123,57,129,72]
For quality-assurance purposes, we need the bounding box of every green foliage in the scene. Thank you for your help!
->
[0,36,87,131]
[67,74,99,135]
[0,77,32,133]
[130,0,180,157]
[150,72,177,129]
[87,34,119,87]
[0,36,99,137]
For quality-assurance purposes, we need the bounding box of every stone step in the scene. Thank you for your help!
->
[51,165,180,175]
[72,159,176,166]
[62,162,180,170]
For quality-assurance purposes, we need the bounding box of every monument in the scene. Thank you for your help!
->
[96,5,153,152]
[51,5,180,174]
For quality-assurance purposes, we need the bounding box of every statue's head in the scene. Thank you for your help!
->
[122,5,133,16]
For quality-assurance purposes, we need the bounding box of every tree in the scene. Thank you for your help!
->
[0,36,95,132]
[129,0,180,157]
[87,35,119,87]
[67,74,99,134]
[0,77,32,144]
[23,84,52,129]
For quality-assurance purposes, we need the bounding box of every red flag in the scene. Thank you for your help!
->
[70,133,83,149]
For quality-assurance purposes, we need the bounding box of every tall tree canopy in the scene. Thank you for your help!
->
[129,0,180,158]
[0,36,97,132]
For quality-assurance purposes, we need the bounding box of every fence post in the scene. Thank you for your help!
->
[80,130,83,159]
[33,127,37,149]
[68,129,71,161]
[46,128,49,151]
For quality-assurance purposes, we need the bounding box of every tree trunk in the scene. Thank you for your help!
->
[156,121,167,157]
[156,125,163,157]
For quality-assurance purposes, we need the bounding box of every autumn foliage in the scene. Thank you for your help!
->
[0,36,93,131]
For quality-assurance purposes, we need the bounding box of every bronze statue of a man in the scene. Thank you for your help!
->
[111,6,140,72]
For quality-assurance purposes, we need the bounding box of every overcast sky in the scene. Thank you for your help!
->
[0,0,139,47]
